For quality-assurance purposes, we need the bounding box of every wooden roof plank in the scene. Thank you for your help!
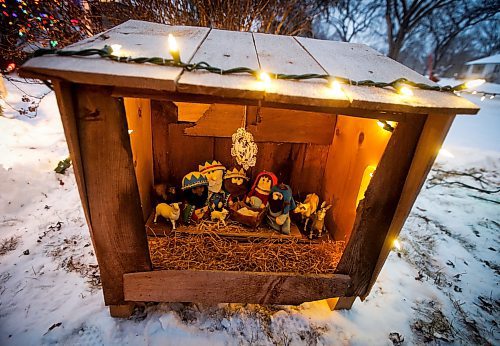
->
[253,33,350,108]
[19,20,479,114]
[177,29,264,99]
[21,20,210,91]
[295,36,479,114]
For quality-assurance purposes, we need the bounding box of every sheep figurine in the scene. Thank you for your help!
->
[210,208,229,226]
[309,201,332,239]
[154,202,181,230]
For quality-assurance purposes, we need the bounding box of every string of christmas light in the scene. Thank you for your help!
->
[30,44,487,96]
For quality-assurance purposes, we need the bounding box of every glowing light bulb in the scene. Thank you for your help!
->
[481,95,486,101]
[464,79,485,89]
[257,71,272,90]
[168,34,180,63]
[472,91,477,95]
[490,95,495,99]
[398,85,413,96]
[128,129,134,135]
[393,239,402,251]
[110,44,122,55]
[259,71,271,83]
[168,34,178,53]
[329,78,343,96]
[377,120,395,132]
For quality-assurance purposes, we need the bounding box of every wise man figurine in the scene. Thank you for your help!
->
[246,171,278,209]
[199,160,229,211]
[181,171,209,224]
[267,183,296,235]
[223,167,250,206]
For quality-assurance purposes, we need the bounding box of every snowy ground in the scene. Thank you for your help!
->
[0,76,499,345]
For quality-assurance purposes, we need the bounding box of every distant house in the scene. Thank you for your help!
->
[465,54,500,83]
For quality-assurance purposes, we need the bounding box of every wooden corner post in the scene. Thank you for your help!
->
[53,82,152,317]
[335,114,427,299]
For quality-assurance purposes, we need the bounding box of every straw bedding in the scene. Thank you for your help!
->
[148,225,345,274]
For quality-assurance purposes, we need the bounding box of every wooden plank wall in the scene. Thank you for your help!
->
[124,98,153,220]
[322,115,392,242]
[151,102,335,196]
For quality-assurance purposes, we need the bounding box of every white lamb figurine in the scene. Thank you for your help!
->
[154,203,181,230]
[210,209,229,226]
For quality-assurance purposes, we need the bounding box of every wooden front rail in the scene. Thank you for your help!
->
[124,270,351,305]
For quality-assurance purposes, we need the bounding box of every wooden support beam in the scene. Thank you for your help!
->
[109,304,135,318]
[184,104,245,137]
[74,85,152,305]
[335,115,426,298]
[52,80,92,230]
[247,108,336,145]
[364,114,455,297]
[151,100,178,184]
[124,270,351,305]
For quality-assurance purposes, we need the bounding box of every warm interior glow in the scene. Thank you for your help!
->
[128,129,134,135]
[464,79,485,89]
[110,44,122,55]
[168,34,178,53]
[356,165,376,207]
[377,121,385,128]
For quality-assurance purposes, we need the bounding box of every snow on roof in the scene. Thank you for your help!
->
[466,54,500,65]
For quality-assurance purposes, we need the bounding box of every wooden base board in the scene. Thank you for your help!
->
[146,211,322,243]
[124,269,351,305]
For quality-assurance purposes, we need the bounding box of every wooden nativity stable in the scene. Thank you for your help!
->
[20,20,479,317]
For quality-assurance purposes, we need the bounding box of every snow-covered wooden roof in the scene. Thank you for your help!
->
[20,20,478,115]
[466,54,500,65]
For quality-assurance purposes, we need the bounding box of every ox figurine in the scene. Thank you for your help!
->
[293,193,320,231]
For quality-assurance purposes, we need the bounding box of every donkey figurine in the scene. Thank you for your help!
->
[309,201,332,239]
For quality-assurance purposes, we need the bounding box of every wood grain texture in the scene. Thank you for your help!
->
[322,116,391,241]
[52,80,91,229]
[22,20,210,91]
[109,304,135,318]
[20,20,478,115]
[247,108,336,144]
[177,29,263,99]
[167,123,214,186]
[124,270,351,304]
[75,85,151,305]
[289,144,331,197]
[151,100,178,184]
[326,296,356,310]
[184,104,245,137]
[295,36,478,114]
[124,98,153,220]
[365,114,455,298]
[253,33,350,108]
[176,102,211,122]
[335,115,426,297]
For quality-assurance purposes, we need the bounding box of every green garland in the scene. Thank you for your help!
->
[32,45,474,93]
